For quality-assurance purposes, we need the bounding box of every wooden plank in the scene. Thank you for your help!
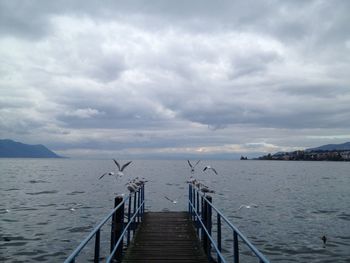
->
[123,212,209,263]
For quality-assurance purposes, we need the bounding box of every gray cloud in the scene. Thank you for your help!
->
[1,0,350,158]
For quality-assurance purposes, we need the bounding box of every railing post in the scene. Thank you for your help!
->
[188,184,192,216]
[196,190,200,235]
[132,191,137,235]
[233,231,239,263]
[193,186,196,220]
[142,184,145,217]
[217,214,222,263]
[127,194,132,245]
[202,196,208,254]
[94,229,100,263]
[110,195,124,261]
[206,196,212,260]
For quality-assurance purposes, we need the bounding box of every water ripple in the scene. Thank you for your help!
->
[26,190,58,195]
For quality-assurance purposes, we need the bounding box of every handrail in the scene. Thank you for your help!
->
[64,200,125,263]
[189,201,227,263]
[188,183,270,263]
[202,194,269,262]
[64,184,145,263]
[106,199,145,263]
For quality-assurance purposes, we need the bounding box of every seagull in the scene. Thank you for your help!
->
[98,171,115,180]
[200,186,215,195]
[203,165,218,175]
[187,160,201,173]
[164,196,178,204]
[238,203,259,210]
[114,160,132,177]
[126,182,138,193]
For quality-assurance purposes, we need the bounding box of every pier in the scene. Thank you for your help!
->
[64,183,270,263]
[123,212,208,263]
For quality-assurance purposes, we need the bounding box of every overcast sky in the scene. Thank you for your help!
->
[1,0,350,159]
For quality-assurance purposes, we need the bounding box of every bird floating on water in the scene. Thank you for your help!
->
[203,165,218,175]
[321,235,327,247]
[187,160,201,173]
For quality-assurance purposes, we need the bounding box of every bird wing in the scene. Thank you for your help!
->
[187,160,193,168]
[203,166,208,171]
[211,168,218,175]
[121,161,132,171]
[113,159,121,171]
[164,196,172,202]
[194,160,201,167]
[99,172,108,180]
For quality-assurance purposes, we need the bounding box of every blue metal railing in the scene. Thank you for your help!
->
[188,183,270,263]
[64,184,145,263]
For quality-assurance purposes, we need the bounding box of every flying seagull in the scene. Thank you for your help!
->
[237,203,259,210]
[164,196,178,204]
[203,165,218,175]
[98,171,115,180]
[114,160,132,177]
[187,160,201,173]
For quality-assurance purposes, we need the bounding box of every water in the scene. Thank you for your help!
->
[0,159,349,262]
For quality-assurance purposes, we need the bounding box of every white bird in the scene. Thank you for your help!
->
[164,196,178,204]
[187,160,201,173]
[238,203,259,210]
[200,187,215,195]
[203,165,218,175]
[126,182,138,193]
[114,160,132,177]
[98,171,115,180]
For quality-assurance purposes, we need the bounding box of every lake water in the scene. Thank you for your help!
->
[0,159,349,262]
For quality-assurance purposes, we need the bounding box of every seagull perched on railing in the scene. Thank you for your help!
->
[203,165,218,175]
[187,160,201,174]
[200,186,215,195]
[114,160,132,177]
[126,182,138,193]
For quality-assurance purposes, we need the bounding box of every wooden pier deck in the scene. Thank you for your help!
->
[123,212,209,263]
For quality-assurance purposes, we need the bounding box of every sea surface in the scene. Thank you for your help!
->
[0,159,349,262]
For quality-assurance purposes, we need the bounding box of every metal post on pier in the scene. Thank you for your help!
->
[110,195,124,261]
[204,196,212,259]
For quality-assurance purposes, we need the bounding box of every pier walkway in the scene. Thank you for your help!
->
[123,212,209,263]
[64,183,270,263]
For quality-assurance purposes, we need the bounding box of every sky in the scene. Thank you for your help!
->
[1,0,350,159]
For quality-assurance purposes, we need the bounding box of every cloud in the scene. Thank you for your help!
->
[0,0,350,158]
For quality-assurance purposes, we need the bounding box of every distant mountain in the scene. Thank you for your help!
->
[307,142,350,152]
[0,139,62,158]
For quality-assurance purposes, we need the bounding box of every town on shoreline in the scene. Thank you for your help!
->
[256,150,350,161]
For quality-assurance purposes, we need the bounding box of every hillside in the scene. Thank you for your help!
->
[307,142,350,151]
[0,139,62,158]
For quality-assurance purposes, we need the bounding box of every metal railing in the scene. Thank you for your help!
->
[188,183,270,263]
[64,184,145,263]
